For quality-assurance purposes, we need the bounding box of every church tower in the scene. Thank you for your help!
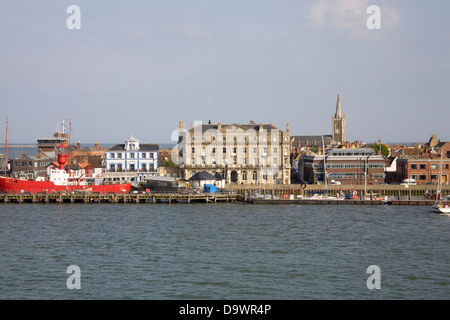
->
[332,94,346,145]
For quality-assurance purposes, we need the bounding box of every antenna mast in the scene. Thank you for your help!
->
[68,118,71,172]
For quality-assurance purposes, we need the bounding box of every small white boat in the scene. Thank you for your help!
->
[433,203,450,214]
[432,150,449,215]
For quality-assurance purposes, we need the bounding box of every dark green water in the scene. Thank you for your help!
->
[0,203,448,299]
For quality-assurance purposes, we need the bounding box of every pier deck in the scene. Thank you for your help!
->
[249,199,436,205]
[0,192,239,204]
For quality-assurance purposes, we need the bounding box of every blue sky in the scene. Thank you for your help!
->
[1,0,449,145]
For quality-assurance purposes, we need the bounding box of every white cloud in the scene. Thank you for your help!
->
[305,0,400,38]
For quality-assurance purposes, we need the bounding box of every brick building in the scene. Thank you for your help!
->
[386,136,450,185]
[298,148,386,185]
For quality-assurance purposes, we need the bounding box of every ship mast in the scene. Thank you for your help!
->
[68,118,71,174]
[4,117,7,178]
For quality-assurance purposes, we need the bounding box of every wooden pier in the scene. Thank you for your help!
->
[249,199,436,205]
[0,192,240,204]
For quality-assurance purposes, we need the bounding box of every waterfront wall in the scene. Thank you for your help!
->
[226,183,450,197]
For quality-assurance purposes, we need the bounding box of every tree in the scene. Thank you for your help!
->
[371,144,389,158]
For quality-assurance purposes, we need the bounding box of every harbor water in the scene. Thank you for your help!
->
[0,203,449,299]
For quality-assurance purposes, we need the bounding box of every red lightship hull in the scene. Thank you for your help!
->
[0,177,131,194]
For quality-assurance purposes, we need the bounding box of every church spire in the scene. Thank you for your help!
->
[335,93,342,118]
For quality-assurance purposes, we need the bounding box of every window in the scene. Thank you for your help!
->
[273,158,278,166]
[117,164,122,172]
[130,164,135,171]
[223,147,226,154]
[252,171,257,181]
[410,164,417,170]
[253,147,257,154]
[431,175,438,180]
[243,147,247,154]
[212,147,216,154]
[419,164,426,170]
[232,157,237,165]
[263,173,268,181]
[233,147,237,154]
[192,147,195,154]
[118,153,122,159]
[242,171,247,180]
[130,153,135,159]
[142,164,147,171]
[263,147,267,156]
[273,147,278,154]
[110,153,115,159]
[410,174,417,180]
[243,158,247,165]
[142,153,146,159]
[419,175,426,180]
[110,164,115,171]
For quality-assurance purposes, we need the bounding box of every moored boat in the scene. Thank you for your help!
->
[1,118,131,194]
[0,175,130,194]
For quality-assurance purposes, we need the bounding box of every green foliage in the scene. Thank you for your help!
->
[371,144,389,158]
[159,159,177,167]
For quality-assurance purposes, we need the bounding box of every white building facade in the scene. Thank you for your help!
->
[175,121,291,185]
[103,135,159,183]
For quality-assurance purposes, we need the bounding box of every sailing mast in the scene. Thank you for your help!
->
[435,148,444,207]
[322,135,327,195]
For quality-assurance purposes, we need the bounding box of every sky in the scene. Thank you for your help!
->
[0,0,449,145]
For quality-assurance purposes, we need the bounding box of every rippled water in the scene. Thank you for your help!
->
[0,203,449,299]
